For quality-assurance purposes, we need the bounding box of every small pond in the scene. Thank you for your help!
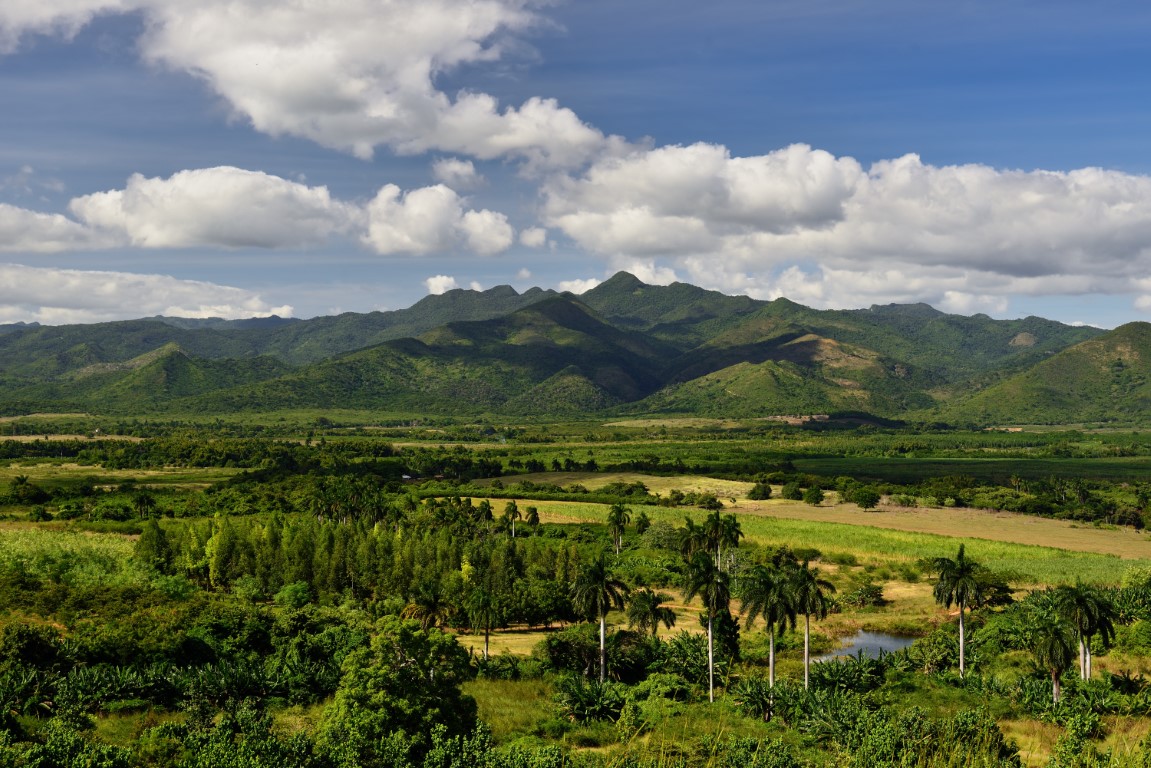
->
[816,631,915,661]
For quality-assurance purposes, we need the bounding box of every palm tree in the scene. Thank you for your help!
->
[701,510,742,569]
[791,561,835,689]
[627,588,677,639]
[571,552,630,682]
[634,511,651,536]
[739,562,796,687]
[930,544,986,678]
[466,587,500,660]
[683,551,731,702]
[607,503,631,555]
[1055,582,1117,679]
[402,579,449,631]
[132,491,158,520]
[1031,604,1077,703]
[504,500,521,538]
[676,516,707,560]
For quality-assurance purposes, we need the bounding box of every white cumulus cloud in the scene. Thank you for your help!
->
[545,143,1151,312]
[365,184,512,256]
[69,167,359,248]
[557,278,599,294]
[424,274,459,294]
[0,203,116,252]
[0,167,516,258]
[518,227,547,248]
[432,158,483,190]
[0,0,128,53]
[0,263,291,324]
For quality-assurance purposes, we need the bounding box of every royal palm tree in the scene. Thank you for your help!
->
[791,561,835,689]
[607,503,631,555]
[739,562,796,687]
[930,544,986,678]
[1031,604,1077,703]
[677,516,707,560]
[504,500,522,538]
[683,551,731,702]
[627,588,677,640]
[701,510,743,569]
[571,552,630,682]
[1056,582,1118,679]
[466,586,500,660]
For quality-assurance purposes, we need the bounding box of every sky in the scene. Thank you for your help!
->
[2,1,1151,327]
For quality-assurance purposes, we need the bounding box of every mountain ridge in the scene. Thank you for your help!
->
[0,273,1138,425]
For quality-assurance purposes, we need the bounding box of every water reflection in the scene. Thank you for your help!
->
[816,630,914,661]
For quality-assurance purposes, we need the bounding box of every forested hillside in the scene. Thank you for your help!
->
[0,273,1133,425]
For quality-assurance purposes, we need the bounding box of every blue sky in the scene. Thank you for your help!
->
[2,1,1151,327]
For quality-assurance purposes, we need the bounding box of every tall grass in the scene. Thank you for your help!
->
[0,527,147,587]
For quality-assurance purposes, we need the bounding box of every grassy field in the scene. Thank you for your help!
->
[0,524,146,586]
[0,462,241,490]
[518,495,1149,585]
[792,455,1151,483]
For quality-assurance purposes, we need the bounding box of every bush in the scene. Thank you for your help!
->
[273,582,313,610]
[780,483,803,501]
[747,483,772,501]
[553,674,625,722]
[802,487,825,506]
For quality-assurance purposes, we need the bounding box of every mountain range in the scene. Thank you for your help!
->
[1,271,1144,425]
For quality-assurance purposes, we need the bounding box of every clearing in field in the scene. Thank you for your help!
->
[736,496,1151,561]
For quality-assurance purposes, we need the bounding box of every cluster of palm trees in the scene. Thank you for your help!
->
[1032,581,1118,703]
[570,515,1120,708]
[739,551,836,691]
[571,509,837,702]
[929,545,1120,703]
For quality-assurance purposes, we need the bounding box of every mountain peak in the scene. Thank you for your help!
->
[864,302,944,319]
[587,271,646,295]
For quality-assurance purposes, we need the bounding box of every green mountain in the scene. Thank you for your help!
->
[4,344,291,413]
[183,296,669,414]
[0,272,1131,424]
[938,322,1151,425]
[0,284,560,381]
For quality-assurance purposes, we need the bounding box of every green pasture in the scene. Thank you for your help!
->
[0,462,240,490]
[531,500,1149,586]
[792,455,1151,484]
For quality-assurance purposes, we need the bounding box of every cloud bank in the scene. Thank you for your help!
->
[0,263,292,324]
[545,144,1151,312]
[0,0,619,167]
[5,1,1151,319]
[2,167,514,258]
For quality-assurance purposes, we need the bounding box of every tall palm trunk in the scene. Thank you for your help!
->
[769,629,775,688]
[1079,636,1086,679]
[958,605,966,678]
[803,613,811,689]
[707,615,714,702]
[599,614,606,683]
[1052,669,1061,703]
